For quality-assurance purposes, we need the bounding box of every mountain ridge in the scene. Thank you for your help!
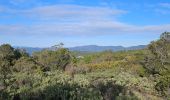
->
[68,45,146,52]
[14,45,147,54]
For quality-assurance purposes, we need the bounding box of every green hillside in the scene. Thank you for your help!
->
[0,32,170,100]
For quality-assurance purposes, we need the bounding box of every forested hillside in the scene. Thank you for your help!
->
[0,32,170,100]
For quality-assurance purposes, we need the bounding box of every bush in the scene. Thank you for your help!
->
[33,48,72,71]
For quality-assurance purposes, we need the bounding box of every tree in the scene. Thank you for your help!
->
[14,48,29,58]
[0,44,29,98]
[51,42,64,50]
[0,59,11,90]
[0,44,16,98]
[0,44,15,62]
[13,57,41,73]
[144,32,170,97]
[144,37,170,75]
[33,48,72,71]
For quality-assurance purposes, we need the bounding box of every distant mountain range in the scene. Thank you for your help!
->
[15,45,147,54]
[69,45,147,52]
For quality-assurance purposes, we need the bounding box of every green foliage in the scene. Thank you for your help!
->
[13,57,42,73]
[1,32,170,100]
[143,32,170,98]
[0,44,25,99]
[33,48,72,71]
[0,44,15,60]
[76,50,147,77]
[14,48,29,58]
[144,39,170,75]
[155,75,170,97]
[0,44,15,89]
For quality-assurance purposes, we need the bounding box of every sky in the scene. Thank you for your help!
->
[0,0,170,47]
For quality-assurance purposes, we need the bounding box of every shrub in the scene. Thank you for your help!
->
[33,48,72,71]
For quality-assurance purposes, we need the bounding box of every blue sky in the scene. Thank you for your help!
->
[0,0,170,47]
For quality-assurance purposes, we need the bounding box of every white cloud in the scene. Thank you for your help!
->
[159,3,170,9]
[0,21,170,37]
[19,5,126,21]
[0,4,170,37]
[155,9,170,14]
[152,2,170,14]
[0,4,126,22]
